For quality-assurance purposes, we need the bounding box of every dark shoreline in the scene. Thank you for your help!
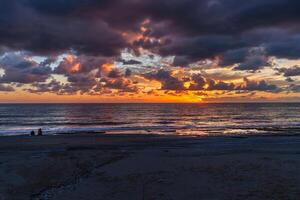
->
[1,133,300,199]
[1,129,300,139]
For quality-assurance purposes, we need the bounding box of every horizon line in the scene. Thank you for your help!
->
[0,101,299,104]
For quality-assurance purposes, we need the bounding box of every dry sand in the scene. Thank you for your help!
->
[0,133,300,200]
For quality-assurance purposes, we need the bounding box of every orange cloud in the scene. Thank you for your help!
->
[101,63,114,75]
[70,63,80,73]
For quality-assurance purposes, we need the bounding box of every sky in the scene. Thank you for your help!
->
[0,0,300,103]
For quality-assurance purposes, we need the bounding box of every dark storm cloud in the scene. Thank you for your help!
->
[289,84,300,93]
[173,56,190,67]
[233,54,269,72]
[0,0,300,56]
[218,48,249,67]
[66,73,98,94]
[236,78,280,92]
[188,74,206,90]
[161,35,245,63]
[26,79,67,94]
[0,0,127,56]
[27,53,138,95]
[0,53,52,84]
[49,55,107,94]
[143,70,185,90]
[263,34,300,60]
[1,0,300,63]
[163,30,300,68]
[142,0,300,35]
[1,0,300,96]
[275,66,300,77]
[206,79,236,91]
[188,74,257,92]
[219,47,270,71]
[40,57,57,68]
[142,1,300,67]
[143,70,281,92]
[233,48,270,72]
[119,59,142,65]
[22,0,113,16]
[107,69,122,78]
[0,84,15,92]
[125,68,132,77]
[286,77,295,82]
[54,55,108,75]
[100,77,138,93]
[21,0,300,36]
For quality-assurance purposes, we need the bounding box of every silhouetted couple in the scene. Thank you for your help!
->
[30,128,43,136]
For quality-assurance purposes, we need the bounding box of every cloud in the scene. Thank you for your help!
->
[0,52,52,84]
[54,55,108,75]
[233,48,270,71]
[107,69,122,78]
[276,65,300,77]
[66,73,98,94]
[52,55,110,94]
[0,0,300,99]
[143,70,281,93]
[286,77,295,82]
[143,69,185,90]
[206,79,235,90]
[99,77,138,93]
[0,84,14,92]
[27,54,139,95]
[125,68,132,77]
[0,0,300,67]
[173,56,190,67]
[119,59,142,65]
[219,48,249,67]
[159,35,243,63]
[0,0,299,60]
[0,1,127,56]
[236,78,280,92]
[289,84,300,92]
[188,74,206,90]
[26,79,69,94]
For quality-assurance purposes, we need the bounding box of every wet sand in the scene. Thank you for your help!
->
[1,134,300,200]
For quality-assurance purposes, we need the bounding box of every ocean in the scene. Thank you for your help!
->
[0,103,299,136]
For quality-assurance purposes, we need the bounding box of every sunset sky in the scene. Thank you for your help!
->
[0,0,300,103]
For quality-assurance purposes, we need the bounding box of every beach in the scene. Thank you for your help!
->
[1,133,300,200]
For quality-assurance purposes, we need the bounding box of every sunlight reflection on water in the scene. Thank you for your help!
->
[0,103,299,136]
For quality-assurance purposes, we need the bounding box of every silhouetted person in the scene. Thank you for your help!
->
[38,128,43,136]
[30,130,35,136]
